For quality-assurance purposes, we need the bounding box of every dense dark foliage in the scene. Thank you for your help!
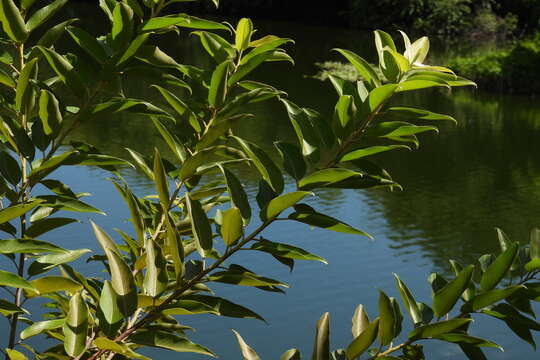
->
[173,0,538,41]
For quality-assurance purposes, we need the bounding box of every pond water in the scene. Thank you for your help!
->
[4,8,540,359]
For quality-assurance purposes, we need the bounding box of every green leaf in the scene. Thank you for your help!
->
[198,114,249,150]
[208,60,231,108]
[66,26,108,64]
[116,33,150,65]
[243,36,294,64]
[0,151,21,185]
[229,49,292,85]
[0,0,28,42]
[36,47,86,97]
[365,84,399,115]
[208,267,287,288]
[397,80,449,92]
[92,223,132,304]
[134,46,181,73]
[260,191,312,221]
[35,248,90,268]
[480,242,519,291]
[449,260,475,301]
[111,2,133,50]
[434,333,502,349]
[352,304,369,338]
[232,136,284,194]
[346,318,379,360]
[193,31,236,63]
[0,299,25,316]
[28,151,78,185]
[340,145,410,162]
[0,270,35,290]
[63,293,88,357]
[334,94,356,132]
[15,57,38,113]
[0,238,65,253]
[383,48,410,80]
[25,0,67,32]
[37,195,105,215]
[408,36,430,64]
[126,148,154,180]
[153,149,170,209]
[483,303,540,330]
[312,312,330,360]
[233,330,261,360]
[92,98,169,117]
[152,86,199,132]
[97,280,123,336]
[274,141,307,181]
[0,68,14,88]
[333,48,380,87]
[384,107,456,124]
[461,286,524,312]
[366,121,438,139]
[408,318,472,340]
[130,331,216,357]
[38,89,63,136]
[221,207,243,246]
[163,300,218,315]
[281,349,301,360]
[235,18,253,51]
[218,165,251,223]
[164,215,184,281]
[432,265,474,317]
[525,259,540,272]
[143,238,169,297]
[112,182,145,244]
[104,247,137,317]
[289,204,372,238]
[251,239,327,264]
[298,168,361,190]
[280,99,322,160]
[92,219,118,251]
[36,19,78,48]
[29,276,82,295]
[186,192,213,257]
[94,337,150,360]
[151,117,187,162]
[142,15,226,32]
[378,291,396,346]
[20,319,64,340]
[179,146,224,180]
[374,30,396,59]
[484,304,537,349]
[0,200,43,224]
[5,349,27,360]
[394,274,422,325]
[183,294,264,321]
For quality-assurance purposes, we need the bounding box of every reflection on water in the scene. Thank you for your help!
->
[13,7,540,359]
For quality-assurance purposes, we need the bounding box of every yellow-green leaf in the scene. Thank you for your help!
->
[235,18,253,52]
[0,0,28,42]
[221,207,243,246]
[63,293,88,357]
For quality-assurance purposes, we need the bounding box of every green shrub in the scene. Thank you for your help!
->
[448,50,508,91]
[448,33,540,93]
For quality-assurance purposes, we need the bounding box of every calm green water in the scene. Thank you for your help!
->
[5,10,540,359]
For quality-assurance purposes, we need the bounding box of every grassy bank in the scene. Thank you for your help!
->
[447,34,540,94]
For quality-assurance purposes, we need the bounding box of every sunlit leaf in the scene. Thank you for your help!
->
[63,293,88,357]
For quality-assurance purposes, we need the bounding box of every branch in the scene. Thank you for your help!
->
[87,219,275,360]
